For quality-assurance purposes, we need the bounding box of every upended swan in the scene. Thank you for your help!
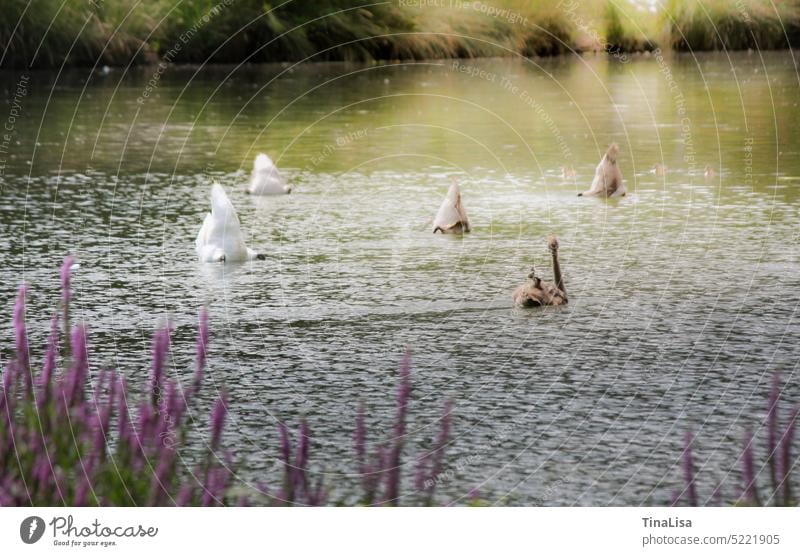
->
[196,183,264,262]
[248,153,291,195]
[433,181,470,234]
[579,143,626,197]
[512,236,568,307]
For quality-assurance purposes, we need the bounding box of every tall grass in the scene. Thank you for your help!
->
[677,373,799,507]
[4,1,797,68]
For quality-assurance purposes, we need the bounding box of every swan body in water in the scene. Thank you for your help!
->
[579,144,626,197]
[433,182,470,234]
[248,153,291,195]
[512,236,568,307]
[196,183,264,262]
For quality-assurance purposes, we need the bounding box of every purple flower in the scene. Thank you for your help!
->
[383,350,412,505]
[60,256,73,308]
[294,420,309,492]
[149,326,171,404]
[424,399,453,502]
[210,394,227,452]
[414,453,431,493]
[278,422,293,501]
[149,446,176,506]
[354,403,366,469]
[1,361,17,415]
[60,256,74,347]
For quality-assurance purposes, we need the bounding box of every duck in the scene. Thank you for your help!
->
[248,153,291,195]
[654,163,667,177]
[433,181,470,234]
[196,183,265,262]
[578,144,626,197]
[561,166,576,179]
[512,236,567,307]
[704,164,716,180]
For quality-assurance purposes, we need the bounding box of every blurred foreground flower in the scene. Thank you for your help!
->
[1,258,455,506]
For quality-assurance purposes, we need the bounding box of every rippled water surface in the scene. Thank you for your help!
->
[1,52,799,505]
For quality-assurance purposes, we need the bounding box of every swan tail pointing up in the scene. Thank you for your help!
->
[433,182,470,233]
[254,153,274,172]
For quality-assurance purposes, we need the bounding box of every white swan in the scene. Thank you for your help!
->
[248,153,290,195]
[196,183,263,262]
[579,143,626,197]
[433,182,470,234]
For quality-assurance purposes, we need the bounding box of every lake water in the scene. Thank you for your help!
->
[1,51,798,505]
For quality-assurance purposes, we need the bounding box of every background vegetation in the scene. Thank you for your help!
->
[1,0,799,69]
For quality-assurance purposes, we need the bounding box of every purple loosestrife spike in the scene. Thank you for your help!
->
[1,361,16,414]
[415,454,431,493]
[741,429,762,506]
[682,431,698,507]
[38,314,59,409]
[307,475,327,506]
[149,447,176,506]
[780,407,798,506]
[193,309,209,396]
[202,467,228,506]
[13,285,31,393]
[384,350,412,505]
[278,422,293,502]
[423,399,453,503]
[210,394,227,452]
[355,403,366,469]
[149,327,170,405]
[61,256,73,346]
[165,379,185,427]
[294,420,310,496]
[711,481,724,506]
[134,401,154,454]
[116,378,132,447]
[67,325,89,407]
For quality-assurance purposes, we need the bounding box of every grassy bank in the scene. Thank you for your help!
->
[1,1,799,69]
